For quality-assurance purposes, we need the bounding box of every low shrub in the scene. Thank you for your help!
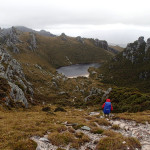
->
[54,107,67,112]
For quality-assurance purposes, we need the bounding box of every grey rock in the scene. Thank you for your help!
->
[81,126,91,131]
[89,112,100,116]
[84,95,91,102]
[137,36,145,49]
[65,56,72,65]
[29,33,37,51]
[58,91,67,95]
[123,36,147,63]
[9,82,28,107]
[95,39,109,50]
[91,71,97,75]
[102,88,112,101]
[76,36,84,44]
[0,27,21,53]
[39,137,49,142]
[0,47,33,107]
[61,33,67,41]
[69,148,77,150]
[35,64,42,70]
[145,38,150,53]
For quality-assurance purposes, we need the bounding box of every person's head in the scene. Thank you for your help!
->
[106,99,111,102]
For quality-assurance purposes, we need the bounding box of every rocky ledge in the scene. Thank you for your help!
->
[0,46,33,107]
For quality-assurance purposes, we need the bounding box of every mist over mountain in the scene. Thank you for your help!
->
[0,1,150,149]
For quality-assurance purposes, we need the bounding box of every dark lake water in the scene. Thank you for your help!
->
[57,63,101,78]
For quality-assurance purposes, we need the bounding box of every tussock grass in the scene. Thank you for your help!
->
[0,105,89,149]
[96,133,141,150]
[102,130,120,137]
[56,126,67,133]
[0,105,146,149]
[11,139,37,150]
[91,127,104,134]
[113,110,150,123]
[95,118,111,126]
[48,131,75,146]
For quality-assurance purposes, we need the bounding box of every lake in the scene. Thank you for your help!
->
[57,63,101,78]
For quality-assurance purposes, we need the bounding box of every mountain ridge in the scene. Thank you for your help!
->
[98,36,150,92]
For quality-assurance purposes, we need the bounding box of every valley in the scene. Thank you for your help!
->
[0,27,150,150]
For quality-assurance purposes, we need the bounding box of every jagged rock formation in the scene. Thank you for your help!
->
[99,36,150,92]
[38,30,56,37]
[0,46,33,107]
[28,33,37,51]
[145,38,150,53]
[0,27,21,53]
[95,39,109,50]
[122,36,149,63]
[84,87,103,102]
[60,33,67,41]
[76,36,84,44]
[94,39,119,54]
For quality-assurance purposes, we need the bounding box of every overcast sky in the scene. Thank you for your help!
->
[1,0,150,45]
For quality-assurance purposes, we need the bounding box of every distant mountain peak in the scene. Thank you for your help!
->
[14,26,56,37]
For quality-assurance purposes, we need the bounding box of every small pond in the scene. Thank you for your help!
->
[57,63,101,78]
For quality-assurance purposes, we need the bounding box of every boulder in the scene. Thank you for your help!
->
[9,82,28,107]
[81,126,91,131]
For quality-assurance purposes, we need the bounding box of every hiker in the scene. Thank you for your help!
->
[102,99,113,117]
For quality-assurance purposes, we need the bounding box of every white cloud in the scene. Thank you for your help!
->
[0,0,150,44]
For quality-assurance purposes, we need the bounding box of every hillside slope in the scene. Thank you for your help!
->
[0,26,115,68]
[98,36,150,92]
[0,26,116,106]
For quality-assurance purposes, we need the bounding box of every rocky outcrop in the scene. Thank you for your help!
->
[145,38,150,53]
[0,27,21,53]
[84,87,103,102]
[94,39,119,54]
[76,36,84,44]
[29,33,37,51]
[122,36,147,63]
[38,30,56,37]
[61,33,67,41]
[0,46,33,107]
[101,88,112,101]
[95,39,109,50]
[137,36,145,48]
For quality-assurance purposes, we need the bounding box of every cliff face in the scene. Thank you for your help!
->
[94,39,119,54]
[122,36,150,63]
[0,45,33,107]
